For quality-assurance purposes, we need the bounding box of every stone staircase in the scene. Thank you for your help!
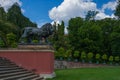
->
[0,57,44,80]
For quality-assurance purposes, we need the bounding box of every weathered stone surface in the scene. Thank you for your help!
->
[18,44,54,50]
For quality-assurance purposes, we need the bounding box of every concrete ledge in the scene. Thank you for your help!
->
[0,49,54,52]
[18,44,54,50]
[40,72,56,79]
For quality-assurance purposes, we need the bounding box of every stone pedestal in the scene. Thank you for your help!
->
[0,45,55,78]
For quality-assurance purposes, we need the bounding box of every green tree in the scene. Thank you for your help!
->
[110,20,120,56]
[0,20,18,47]
[85,10,98,20]
[102,54,108,64]
[58,47,65,60]
[81,51,86,63]
[6,33,17,48]
[0,37,5,47]
[98,18,115,55]
[68,17,83,51]
[74,51,79,58]
[114,0,120,19]
[87,52,94,63]
[65,49,72,58]
[95,53,101,64]
[78,21,102,53]
[73,50,79,62]
[49,21,66,50]
[7,3,37,29]
[115,56,119,63]
[95,53,101,60]
[109,56,114,64]
[0,7,7,21]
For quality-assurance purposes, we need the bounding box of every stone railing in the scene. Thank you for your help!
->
[54,60,109,69]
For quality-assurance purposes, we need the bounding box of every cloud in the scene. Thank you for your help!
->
[95,0,117,20]
[49,0,97,23]
[0,0,22,12]
[95,12,111,20]
[49,0,117,23]
[102,1,117,12]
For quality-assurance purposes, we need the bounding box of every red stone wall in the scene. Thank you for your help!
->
[0,50,54,74]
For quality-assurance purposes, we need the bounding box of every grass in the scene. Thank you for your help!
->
[47,67,120,80]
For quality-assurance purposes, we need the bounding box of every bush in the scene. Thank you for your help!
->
[32,40,39,43]
[115,56,119,62]
[81,51,86,63]
[109,56,114,65]
[95,53,101,64]
[73,51,79,62]
[6,33,17,48]
[58,47,65,60]
[65,49,72,58]
[87,52,93,60]
[74,51,79,58]
[95,53,101,60]
[0,38,5,47]
[87,52,94,63]
[102,54,108,64]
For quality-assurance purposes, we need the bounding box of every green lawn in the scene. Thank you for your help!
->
[47,67,120,80]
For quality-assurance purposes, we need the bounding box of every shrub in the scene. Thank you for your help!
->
[87,52,94,63]
[102,54,108,63]
[81,51,86,60]
[58,47,65,60]
[65,49,72,58]
[87,52,93,60]
[32,40,39,43]
[109,56,114,62]
[74,51,79,58]
[115,56,119,62]
[95,53,101,60]
[6,33,17,48]
[0,39,5,47]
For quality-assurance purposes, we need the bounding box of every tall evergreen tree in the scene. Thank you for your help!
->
[0,7,6,21]
[7,3,37,28]
[114,0,120,19]
[68,17,83,51]
[85,10,98,21]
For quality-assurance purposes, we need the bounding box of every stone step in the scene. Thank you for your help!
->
[32,76,44,80]
[17,74,39,80]
[0,68,26,74]
[0,67,22,71]
[0,65,19,68]
[0,57,43,80]
[1,72,34,80]
[0,70,30,78]
[0,63,17,66]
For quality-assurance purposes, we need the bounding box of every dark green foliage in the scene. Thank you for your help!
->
[81,51,87,60]
[7,3,37,29]
[85,10,98,20]
[95,53,101,60]
[114,0,120,19]
[65,49,72,58]
[115,56,119,62]
[0,7,6,21]
[73,51,79,58]
[109,56,114,62]
[87,52,93,60]
[78,21,102,53]
[0,3,37,48]
[68,17,83,51]
[102,54,108,62]
[0,20,18,47]
[49,21,66,50]
[6,33,17,48]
